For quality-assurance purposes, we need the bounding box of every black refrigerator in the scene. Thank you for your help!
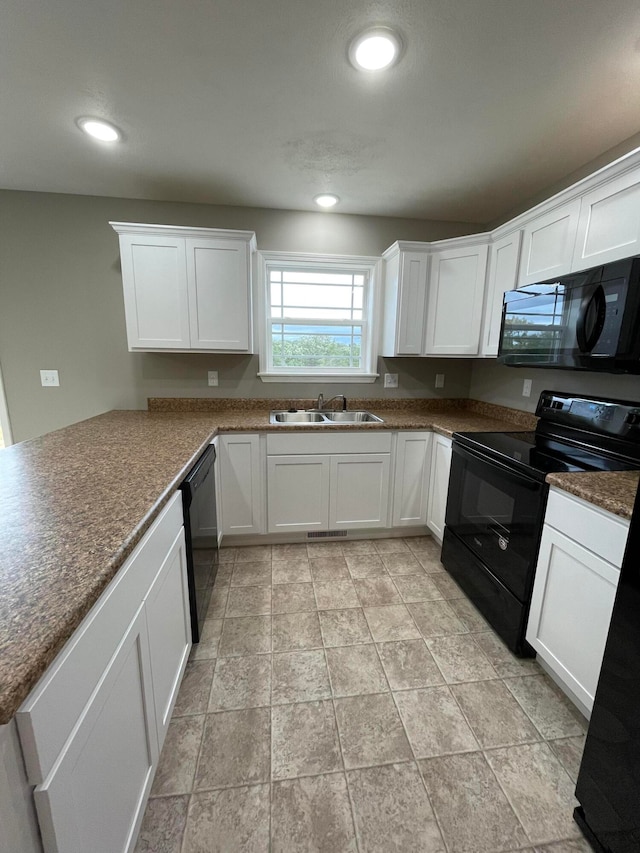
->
[574,478,640,852]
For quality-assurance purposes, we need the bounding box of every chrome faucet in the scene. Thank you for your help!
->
[315,393,347,411]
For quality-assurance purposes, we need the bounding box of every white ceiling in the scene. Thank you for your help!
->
[2,0,640,224]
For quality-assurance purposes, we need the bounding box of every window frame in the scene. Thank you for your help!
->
[257,251,381,383]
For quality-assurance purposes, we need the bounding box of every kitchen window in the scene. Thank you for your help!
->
[257,252,381,382]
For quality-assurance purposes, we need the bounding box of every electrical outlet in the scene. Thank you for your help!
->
[522,379,532,398]
[435,373,445,389]
[207,371,219,387]
[40,369,60,387]
[384,373,398,388]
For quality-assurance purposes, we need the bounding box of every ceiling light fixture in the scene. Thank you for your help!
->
[76,117,122,142]
[314,193,340,209]
[348,27,401,71]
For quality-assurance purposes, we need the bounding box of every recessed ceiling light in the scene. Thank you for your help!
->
[314,193,340,208]
[76,117,122,142]
[349,27,401,71]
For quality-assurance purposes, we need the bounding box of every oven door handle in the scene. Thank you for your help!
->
[452,441,542,492]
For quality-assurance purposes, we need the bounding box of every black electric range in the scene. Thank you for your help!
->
[441,391,640,655]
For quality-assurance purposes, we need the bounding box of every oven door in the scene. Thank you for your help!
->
[445,442,546,602]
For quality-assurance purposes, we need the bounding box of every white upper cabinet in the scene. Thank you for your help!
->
[571,169,640,271]
[118,232,191,349]
[185,237,253,350]
[517,199,581,286]
[111,223,256,353]
[381,237,488,358]
[381,243,429,356]
[480,230,522,356]
[425,239,489,356]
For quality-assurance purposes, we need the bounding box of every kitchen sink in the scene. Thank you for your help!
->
[323,411,384,423]
[269,410,384,425]
[272,411,326,423]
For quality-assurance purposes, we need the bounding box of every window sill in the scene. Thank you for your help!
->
[257,373,379,384]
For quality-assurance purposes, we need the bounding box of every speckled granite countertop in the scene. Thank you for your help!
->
[148,396,539,437]
[546,470,640,520]
[0,411,219,724]
[0,398,538,723]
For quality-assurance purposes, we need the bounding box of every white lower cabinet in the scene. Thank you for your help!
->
[266,432,392,533]
[392,432,432,526]
[145,529,191,748]
[17,492,191,853]
[526,488,629,716]
[267,455,331,532]
[329,454,390,529]
[34,606,158,853]
[426,433,452,541]
[220,434,265,535]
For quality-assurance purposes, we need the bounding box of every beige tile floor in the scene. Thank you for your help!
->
[135,536,592,853]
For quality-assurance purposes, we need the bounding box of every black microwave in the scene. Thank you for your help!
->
[498,256,640,373]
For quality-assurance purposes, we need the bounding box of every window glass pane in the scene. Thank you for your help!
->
[266,263,370,372]
[282,307,356,320]
[270,281,282,308]
[271,324,362,369]
[281,283,355,310]
[281,271,354,285]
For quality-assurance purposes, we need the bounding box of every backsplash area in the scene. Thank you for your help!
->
[137,353,473,403]
[470,360,640,412]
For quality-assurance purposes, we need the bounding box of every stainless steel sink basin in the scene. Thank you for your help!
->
[272,411,326,423]
[323,411,384,423]
[269,410,384,425]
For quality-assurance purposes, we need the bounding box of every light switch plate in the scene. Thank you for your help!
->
[208,371,219,387]
[435,373,445,389]
[384,373,398,388]
[522,379,532,397]
[40,369,60,387]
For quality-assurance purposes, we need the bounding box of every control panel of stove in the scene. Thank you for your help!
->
[536,391,640,439]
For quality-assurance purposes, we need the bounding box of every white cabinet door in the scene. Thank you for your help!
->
[572,170,640,271]
[119,234,190,350]
[220,434,265,535]
[518,199,581,286]
[186,238,252,351]
[396,251,429,355]
[526,525,619,715]
[424,243,488,355]
[382,249,430,356]
[329,454,390,529]
[426,434,452,541]
[392,432,432,526]
[267,455,331,533]
[112,224,255,353]
[481,231,522,356]
[144,529,191,749]
[34,605,158,853]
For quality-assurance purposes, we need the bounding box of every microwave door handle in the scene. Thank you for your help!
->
[576,284,606,353]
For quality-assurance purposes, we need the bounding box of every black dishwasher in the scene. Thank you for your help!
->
[180,443,219,642]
